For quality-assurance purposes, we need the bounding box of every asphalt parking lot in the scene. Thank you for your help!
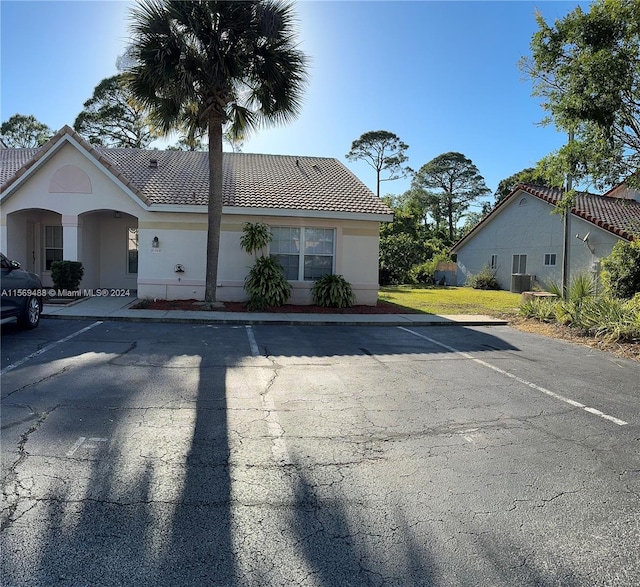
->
[2,320,639,586]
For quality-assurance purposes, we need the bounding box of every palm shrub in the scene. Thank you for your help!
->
[244,256,292,311]
[520,278,640,344]
[311,274,355,308]
[578,296,640,342]
[240,222,271,257]
[550,273,596,327]
[240,222,291,310]
[519,298,558,322]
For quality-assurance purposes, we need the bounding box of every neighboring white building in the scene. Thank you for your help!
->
[451,183,640,292]
[0,126,392,304]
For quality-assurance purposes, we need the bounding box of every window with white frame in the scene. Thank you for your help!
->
[127,228,139,274]
[44,225,63,270]
[512,254,527,274]
[270,227,335,281]
[544,253,557,266]
[490,254,498,270]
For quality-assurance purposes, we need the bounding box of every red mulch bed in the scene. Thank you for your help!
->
[132,298,418,314]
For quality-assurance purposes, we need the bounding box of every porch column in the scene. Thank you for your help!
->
[61,215,82,261]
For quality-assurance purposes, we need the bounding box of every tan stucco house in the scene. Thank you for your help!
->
[0,126,392,304]
[452,183,640,292]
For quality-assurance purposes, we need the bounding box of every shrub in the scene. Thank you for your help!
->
[601,239,640,299]
[408,262,435,285]
[311,274,355,308]
[240,222,291,310]
[409,252,453,285]
[244,256,291,311]
[467,265,500,290]
[51,260,84,291]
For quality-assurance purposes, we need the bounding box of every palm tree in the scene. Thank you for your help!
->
[127,0,308,302]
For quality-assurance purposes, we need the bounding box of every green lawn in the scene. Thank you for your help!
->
[379,285,522,316]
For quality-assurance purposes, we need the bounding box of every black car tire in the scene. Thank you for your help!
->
[17,296,41,329]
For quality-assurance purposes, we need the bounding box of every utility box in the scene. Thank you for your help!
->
[511,273,532,293]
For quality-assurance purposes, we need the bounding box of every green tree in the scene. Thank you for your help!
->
[494,167,549,204]
[74,75,159,148]
[127,0,308,302]
[459,210,485,238]
[412,152,490,242]
[601,239,640,299]
[521,0,640,188]
[0,114,52,147]
[379,233,425,286]
[346,130,410,197]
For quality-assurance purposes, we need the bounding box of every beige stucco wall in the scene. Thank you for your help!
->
[137,214,381,304]
[455,191,623,290]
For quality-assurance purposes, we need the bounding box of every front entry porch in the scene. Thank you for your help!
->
[3,209,139,291]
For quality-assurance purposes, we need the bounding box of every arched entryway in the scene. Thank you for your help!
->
[4,208,62,283]
[3,208,138,290]
[79,210,139,291]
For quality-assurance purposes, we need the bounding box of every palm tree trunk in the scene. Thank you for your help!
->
[205,113,224,302]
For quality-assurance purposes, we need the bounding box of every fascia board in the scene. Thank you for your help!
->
[222,206,393,222]
[147,204,392,222]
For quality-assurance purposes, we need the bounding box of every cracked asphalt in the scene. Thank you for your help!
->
[1,319,639,586]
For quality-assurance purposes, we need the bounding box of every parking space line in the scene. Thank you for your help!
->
[1,321,103,376]
[398,326,628,427]
[245,325,259,357]
[66,436,87,457]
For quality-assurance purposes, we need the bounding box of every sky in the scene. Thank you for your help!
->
[1,0,589,212]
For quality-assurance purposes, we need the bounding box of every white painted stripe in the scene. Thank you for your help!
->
[1,321,103,376]
[66,436,86,457]
[398,326,628,427]
[245,325,259,357]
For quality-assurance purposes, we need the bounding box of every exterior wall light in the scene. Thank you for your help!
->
[152,236,160,248]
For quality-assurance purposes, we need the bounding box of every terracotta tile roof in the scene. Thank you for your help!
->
[452,183,639,251]
[0,128,391,217]
[0,148,37,186]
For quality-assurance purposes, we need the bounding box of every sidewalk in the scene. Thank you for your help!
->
[42,295,508,327]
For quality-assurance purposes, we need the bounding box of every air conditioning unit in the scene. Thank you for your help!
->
[511,273,532,293]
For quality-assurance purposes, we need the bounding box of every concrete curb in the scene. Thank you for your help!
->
[42,308,509,327]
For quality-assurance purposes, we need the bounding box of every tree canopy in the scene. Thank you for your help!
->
[412,152,490,242]
[521,0,640,188]
[74,75,159,148]
[345,130,410,197]
[494,167,548,203]
[126,0,308,302]
[0,114,52,148]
